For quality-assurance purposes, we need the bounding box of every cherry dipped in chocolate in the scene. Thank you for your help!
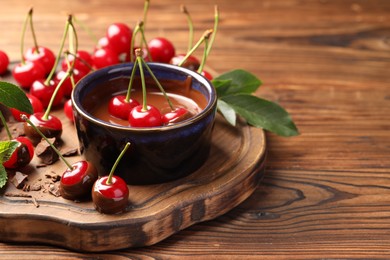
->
[22,115,98,201]
[92,142,130,214]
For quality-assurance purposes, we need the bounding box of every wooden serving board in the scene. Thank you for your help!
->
[0,80,266,253]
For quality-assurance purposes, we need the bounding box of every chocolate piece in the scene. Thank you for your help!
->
[11,171,28,189]
[35,137,59,165]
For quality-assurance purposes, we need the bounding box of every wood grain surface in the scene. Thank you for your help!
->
[1,0,390,258]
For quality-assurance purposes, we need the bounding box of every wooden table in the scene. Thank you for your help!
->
[1,0,389,258]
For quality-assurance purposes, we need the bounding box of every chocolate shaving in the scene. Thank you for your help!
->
[31,196,39,208]
[11,171,28,189]
[48,183,61,197]
[62,147,79,157]
[35,137,59,165]
[4,192,32,198]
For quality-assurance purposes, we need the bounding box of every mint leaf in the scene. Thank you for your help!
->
[0,140,19,189]
[0,81,33,114]
[217,99,237,126]
[212,69,262,97]
[221,94,299,137]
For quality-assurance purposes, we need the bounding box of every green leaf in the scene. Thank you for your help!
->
[0,165,7,188]
[0,140,19,163]
[0,140,19,189]
[0,81,33,114]
[221,94,299,137]
[212,69,262,97]
[217,99,237,126]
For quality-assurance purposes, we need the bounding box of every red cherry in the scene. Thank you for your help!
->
[97,36,109,49]
[201,70,213,80]
[92,175,129,214]
[61,50,92,75]
[29,79,64,108]
[24,46,56,75]
[148,37,175,63]
[128,105,162,127]
[3,136,34,169]
[0,50,10,75]
[10,93,44,121]
[64,99,74,122]
[24,112,62,143]
[91,48,119,69]
[59,160,98,201]
[108,95,140,120]
[170,54,200,71]
[162,107,190,125]
[55,68,87,98]
[12,60,46,89]
[106,23,132,55]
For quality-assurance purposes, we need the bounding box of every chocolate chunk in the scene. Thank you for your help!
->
[11,171,28,189]
[35,137,59,165]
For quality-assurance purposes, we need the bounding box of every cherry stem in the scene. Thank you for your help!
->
[136,51,148,112]
[107,142,131,185]
[22,115,73,170]
[140,58,174,110]
[125,58,139,102]
[181,5,194,53]
[140,0,150,48]
[0,111,12,140]
[206,5,219,57]
[72,15,98,45]
[197,34,210,74]
[43,16,78,121]
[19,8,32,63]
[28,7,40,54]
[44,15,73,85]
[177,29,213,67]
[64,50,94,72]
[130,21,151,62]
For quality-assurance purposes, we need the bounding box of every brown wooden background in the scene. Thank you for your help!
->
[1,0,390,258]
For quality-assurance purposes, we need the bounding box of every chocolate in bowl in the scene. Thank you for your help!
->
[71,62,217,185]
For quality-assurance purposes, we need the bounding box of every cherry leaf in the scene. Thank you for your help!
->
[0,140,19,189]
[217,99,236,126]
[0,81,33,114]
[221,94,299,137]
[212,69,262,97]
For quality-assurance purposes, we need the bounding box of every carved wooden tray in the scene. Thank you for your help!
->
[0,74,266,252]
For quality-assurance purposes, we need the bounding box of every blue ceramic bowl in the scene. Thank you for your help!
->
[71,62,217,185]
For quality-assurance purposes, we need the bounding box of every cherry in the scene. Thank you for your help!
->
[91,48,119,69]
[61,50,92,75]
[162,107,190,125]
[0,112,34,169]
[92,142,130,214]
[29,79,64,108]
[0,50,9,75]
[24,46,56,75]
[105,23,132,55]
[128,104,162,127]
[201,70,213,80]
[170,54,200,71]
[60,160,98,201]
[22,115,98,201]
[97,36,109,49]
[108,95,140,120]
[12,60,46,89]
[55,68,87,98]
[148,37,175,63]
[23,112,62,144]
[2,137,34,169]
[10,93,44,121]
[63,99,74,122]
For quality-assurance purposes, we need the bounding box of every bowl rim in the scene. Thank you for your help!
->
[71,62,217,132]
